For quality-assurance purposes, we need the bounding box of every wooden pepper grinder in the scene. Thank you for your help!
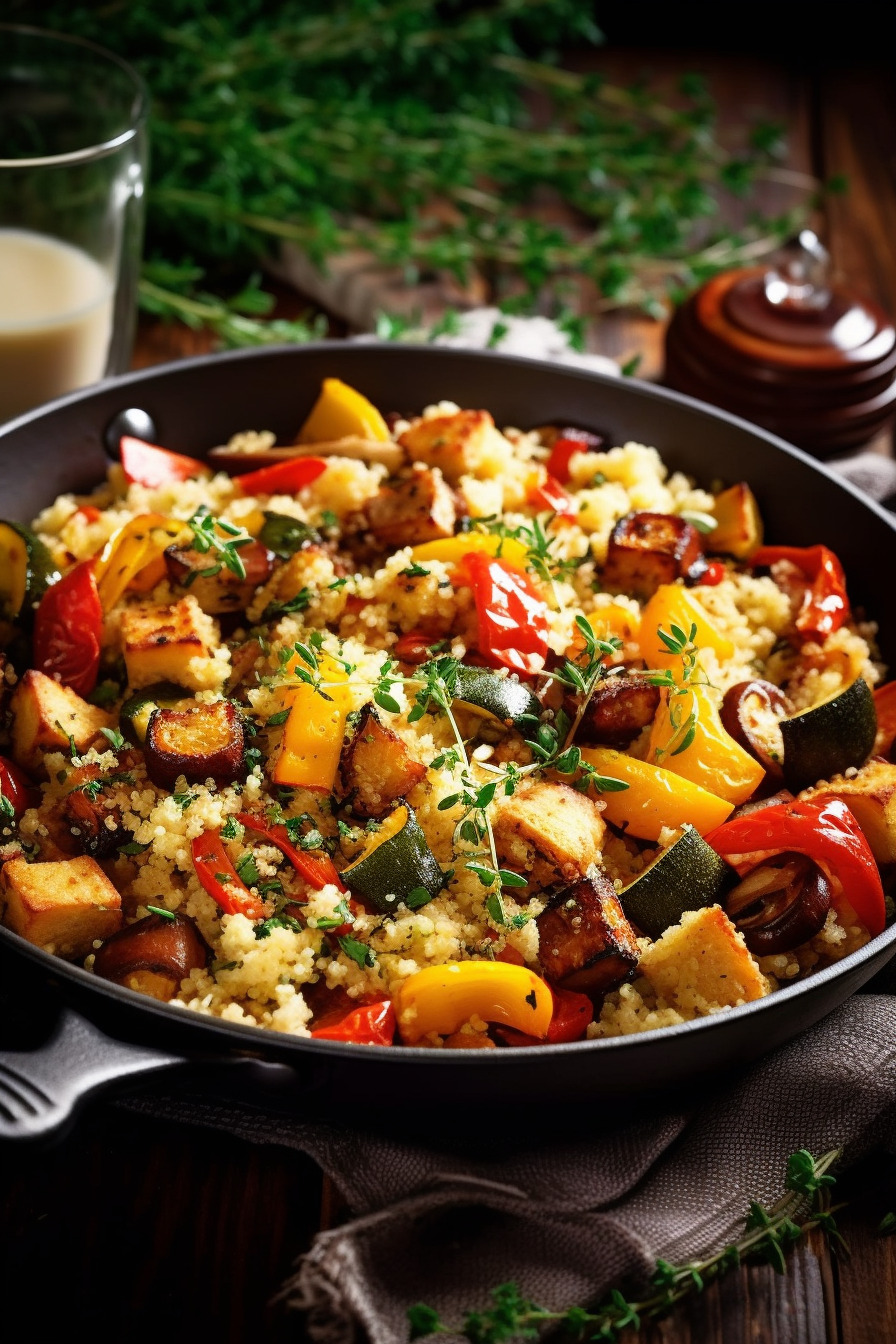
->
[663,231,896,458]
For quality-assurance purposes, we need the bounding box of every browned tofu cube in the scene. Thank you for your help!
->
[537,868,639,996]
[492,779,606,888]
[366,466,456,549]
[602,512,705,597]
[121,596,219,691]
[10,670,116,774]
[2,855,123,958]
[339,705,426,817]
[398,410,498,483]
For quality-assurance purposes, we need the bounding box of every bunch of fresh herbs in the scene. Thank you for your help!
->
[18,1,818,345]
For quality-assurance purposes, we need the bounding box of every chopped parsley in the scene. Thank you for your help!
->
[146,905,176,921]
[338,934,376,969]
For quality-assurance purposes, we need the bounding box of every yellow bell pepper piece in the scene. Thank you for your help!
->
[93,513,184,611]
[638,584,734,669]
[396,961,553,1043]
[297,377,390,444]
[408,532,528,568]
[580,747,734,841]
[645,684,766,806]
[272,652,354,792]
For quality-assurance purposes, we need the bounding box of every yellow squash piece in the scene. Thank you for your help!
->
[272,652,355,792]
[638,584,734,670]
[396,960,553,1043]
[408,532,528,569]
[94,513,184,611]
[580,747,734,841]
[646,684,766,806]
[297,377,390,445]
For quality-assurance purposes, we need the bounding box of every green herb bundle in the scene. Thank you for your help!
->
[22,1,815,342]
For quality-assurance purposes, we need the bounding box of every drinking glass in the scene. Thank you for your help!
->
[0,25,148,422]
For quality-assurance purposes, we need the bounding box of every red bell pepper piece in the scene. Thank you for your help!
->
[705,796,885,936]
[73,505,102,524]
[752,544,849,644]
[455,551,549,676]
[120,436,204,488]
[874,682,896,759]
[546,437,589,484]
[496,986,593,1046]
[0,755,39,821]
[697,560,726,587]
[191,832,267,920]
[32,561,103,697]
[236,812,347,893]
[527,473,575,518]
[311,1000,396,1045]
[235,457,327,497]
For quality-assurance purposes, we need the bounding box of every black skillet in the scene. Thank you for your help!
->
[0,343,894,1140]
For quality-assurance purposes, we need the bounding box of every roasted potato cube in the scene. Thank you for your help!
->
[398,410,500,483]
[537,867,639,995]
[639,905,768,1010]
[10,670,116,773]
[144,699,246,790]
[163,540,274,614]
[339,705,426,817]
[492,779,606,888]
[602,512,705,597]
[93,912,209,1001]
[568,675,660,749]
[1,855,123,957]
[366,466,456,549]
[800,761,896,864]
[710,482,763,559]
[121,597,219,691]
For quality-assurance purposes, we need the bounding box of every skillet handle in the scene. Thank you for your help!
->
[0,1007,185,1141]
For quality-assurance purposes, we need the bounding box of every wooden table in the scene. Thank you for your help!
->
[3,45,896,1344]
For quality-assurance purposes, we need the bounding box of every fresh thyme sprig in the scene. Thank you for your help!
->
[645,621,711,761]
[408,1148,844,1344]
[186,505,255,581]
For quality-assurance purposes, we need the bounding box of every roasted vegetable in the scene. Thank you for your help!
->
[799,759,896,865]
[724,852,831,954]
[647,683,767,806]
[492,779,606,887]
[603,512,705,597]
[638,583,734,669]
[0,520,58,629]
[395,960,554,1043]
[94,514,185,611]
[297,376,391,445]
[874,682,896,760]
[61,782,124,860]
[366,466,456,549]
[535,425,605,483]
[752,544,850,645]
[191,830,266,920]
[568,674,660,748]
[339,706,426,817]
[0,754,39,825]
[33,561,103,697]
[1,855,122,957]
[311,1000,396,1045]
[93,911,210,1000]
[163,540,274,613]
[456,552,549,675]
[119,681,192,745]
[619,824,733,939]
[258,512,323,558]
[720,680,793,779]
[779,677,877,791]
[271,651,354,792]
[342,802,443,912]
[408,531,528,568]
[453,664,540,730]
[144,700,246,790]
[536,867,639,995]
[235,457,326,497]
[579,747,734,840]
[10,670,115,773]
[708,482,763,559]
[120,436,206,487]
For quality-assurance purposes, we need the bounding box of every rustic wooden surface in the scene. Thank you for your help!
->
[3,47,896,1344]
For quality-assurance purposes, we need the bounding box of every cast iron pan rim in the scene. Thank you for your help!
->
[1,340,895,1066]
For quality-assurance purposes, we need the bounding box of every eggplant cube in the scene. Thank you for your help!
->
[1,855,123,958]
[602,512,705,597]
[537,868,639,995]
[366,466,456,549]
[492,779,606,887]
[144,699,246,790]
[339,705,426,817]
[639,905,768,1010]
[10,669,116,773]
[122,597,220,691]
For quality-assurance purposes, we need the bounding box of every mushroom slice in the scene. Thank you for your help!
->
[724,851,831,954]
[720,680,792,779]
[93,912,210,1001]
[208,436,404,473]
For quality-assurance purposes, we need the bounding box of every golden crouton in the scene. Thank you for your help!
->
[800,760,896,864]
[639,905,768,1011]
[492,779,606,888]
[10,669,116,773]
[366,466,457,549]
[2,855,123,958]
[121,596,219,691]
[398,410,507,483]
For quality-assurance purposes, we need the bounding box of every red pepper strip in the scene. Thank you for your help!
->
[0,755,39,820]
[236,813,347,893]
[120,436,205,488]
[874,682,896,759]
[705,797,885,936]
[697,560,726,587]
[527,473,576,518]
[546,437,588,484]
[235,457,327,497]
[496,986,594,1046]
[191,832,266,920]
[752,544,849,644]
[73,505,102,524]
[32,561,103,697]
[455,552,550,676]
[311,1000,396,1045]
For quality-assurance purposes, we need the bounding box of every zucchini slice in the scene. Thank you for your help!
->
[453,665,540,730]
[780,677,877,792]
[258,512,322,558]
[0,521,58,623]
[120,681,193,745]
[342,802,443,912]
[619,824,733,940]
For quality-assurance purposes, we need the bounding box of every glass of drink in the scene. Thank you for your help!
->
[0,25,148,423]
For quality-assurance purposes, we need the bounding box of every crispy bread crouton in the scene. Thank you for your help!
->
[398,410,508,483]
[121,596,219,691]
[492,779,606,888]
[2,855,123,957]
[639,905,768,1011]
[10,670,115,773]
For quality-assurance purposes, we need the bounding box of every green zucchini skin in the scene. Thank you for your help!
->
[0,520,58,623]
[120,682,193,744]
[454,664,540,729]
[619,824,733,940]
[343,803,443,912]
[258,512,322,558]
[780,677,877,792]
